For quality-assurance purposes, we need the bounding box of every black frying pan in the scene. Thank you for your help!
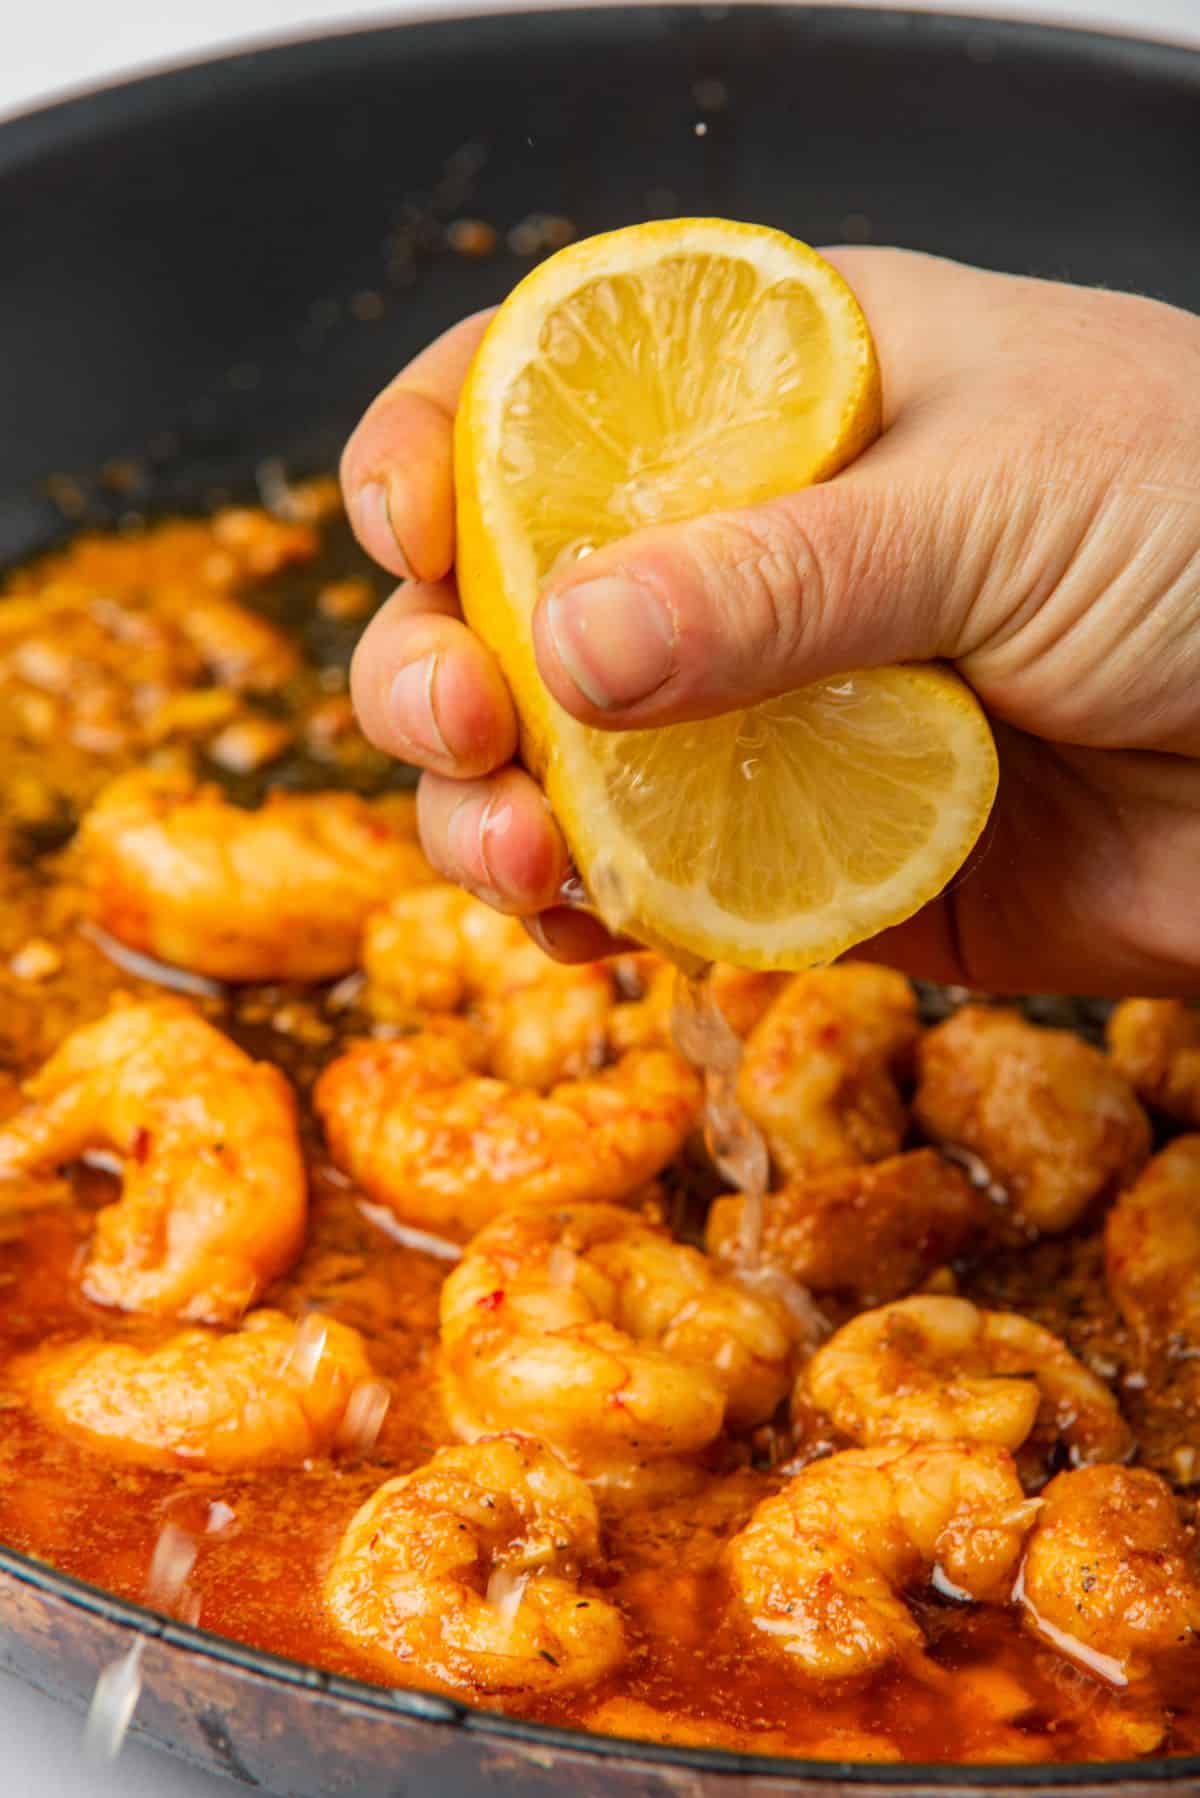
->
[1,8,1200,1792]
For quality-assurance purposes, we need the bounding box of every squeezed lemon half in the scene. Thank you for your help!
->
[454,219,997,969]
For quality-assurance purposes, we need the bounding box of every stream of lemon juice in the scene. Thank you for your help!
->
[669,969,826,1340]
[668,969,769,1264]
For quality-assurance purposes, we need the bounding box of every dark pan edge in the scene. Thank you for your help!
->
[3,1475,1199,1786]
[10,0,1193,157]
[2,5,1200,174]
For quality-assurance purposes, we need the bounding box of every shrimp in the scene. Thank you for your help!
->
[914,1006,1150,1234]
[19,1310,372,1470]
[727,1442,1035,1680]
[168,592,298,693]
[78,766,433,982]
[363,886,614,1088]
[1019,1464,1200,1684]
[804,1295,1132,1467]
[1105,1136,1200,1357]
[323,1435,625,1693]
[315,1035,699,1240]
[1108,999,1200,1127]
[439,1204,798,1496]
[706,1149,983,1305]
[736,965,919,1180]
[0,998,305,1321]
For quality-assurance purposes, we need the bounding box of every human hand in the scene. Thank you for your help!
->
[345,247,1200,995]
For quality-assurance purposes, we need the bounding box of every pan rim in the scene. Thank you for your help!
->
[5,1536,1200,1787]
[3,4,1200,1784]
[6,0,1197,137]
[1,1,1199,147]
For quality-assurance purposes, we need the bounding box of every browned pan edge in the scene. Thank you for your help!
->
[1,1475,1198,1792]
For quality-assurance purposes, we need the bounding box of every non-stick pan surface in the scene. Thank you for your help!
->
[2,8,1200,1792]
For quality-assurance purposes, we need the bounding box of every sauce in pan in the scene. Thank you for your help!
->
[0,491,1196,1766]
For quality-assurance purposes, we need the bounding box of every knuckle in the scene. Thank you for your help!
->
[414,786,458,880]
[785,479,936,662]
[688,508,814,678]
[347,639,385,743]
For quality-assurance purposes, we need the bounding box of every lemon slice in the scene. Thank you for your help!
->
[455,219,997,969]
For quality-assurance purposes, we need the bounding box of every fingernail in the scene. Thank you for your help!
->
[350,480,413,577]
[544,576,675,710]
[388,654,450,761]
[447,795,513,896]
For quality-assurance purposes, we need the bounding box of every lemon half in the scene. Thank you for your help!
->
[455,219,997,968]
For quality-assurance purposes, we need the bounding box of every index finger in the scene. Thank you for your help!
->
[340,309,495,582]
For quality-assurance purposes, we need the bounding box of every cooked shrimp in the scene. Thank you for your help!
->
[804,1295,1132,1466]
[1019,1465,1200,1684]
[79,766,433,982]
[170,592,298,693]
[736,965,919,1180]
[324,1435,625,1693]
[1105,1136,1200,1356]
[315,1035,699,1240]
[364,885,596,1014]
[439,1204,797,1496]
[1108,1000,1200,1127]
[727,1442,1034,1680]
[20,1310,372,1470]
[914,1007,1150,1234]
[363,886,613,1087]
[707,1149,983,1305]
[0,998,305,1320]
[483,976,615,1091]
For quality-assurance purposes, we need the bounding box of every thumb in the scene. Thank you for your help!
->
[531,467,972,728]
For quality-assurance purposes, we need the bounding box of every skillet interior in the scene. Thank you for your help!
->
[2,8,1200,1792]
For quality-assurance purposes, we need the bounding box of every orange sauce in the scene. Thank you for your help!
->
[0,497,1196,1766]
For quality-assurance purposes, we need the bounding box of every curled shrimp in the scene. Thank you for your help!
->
[0,997,305,1321]
[79,766,433,982]
[439,1204,797,1497]
[1019,1464,1200,1685]
[804,1295,1132,1467]
[735,965,919,1180]
[315,1034,699,1240]
[19,1310,372,1470]
[324,1435,625,1693]
[707,1149,983,1305]
[363,885,614,1088]
[1105,1136,1200,1358]
[914,1006,1150,1234]
[1107,999,1200,1127]
[727,1442,1035,1680]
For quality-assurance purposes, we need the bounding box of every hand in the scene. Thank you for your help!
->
[344,247,1200,995]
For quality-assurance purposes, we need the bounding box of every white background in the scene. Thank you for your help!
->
[3,1,1199,1793]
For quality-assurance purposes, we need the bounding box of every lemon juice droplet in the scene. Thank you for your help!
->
[84,1638,145,1762]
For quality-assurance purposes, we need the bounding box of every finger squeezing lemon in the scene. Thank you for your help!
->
[454,218,997,969]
